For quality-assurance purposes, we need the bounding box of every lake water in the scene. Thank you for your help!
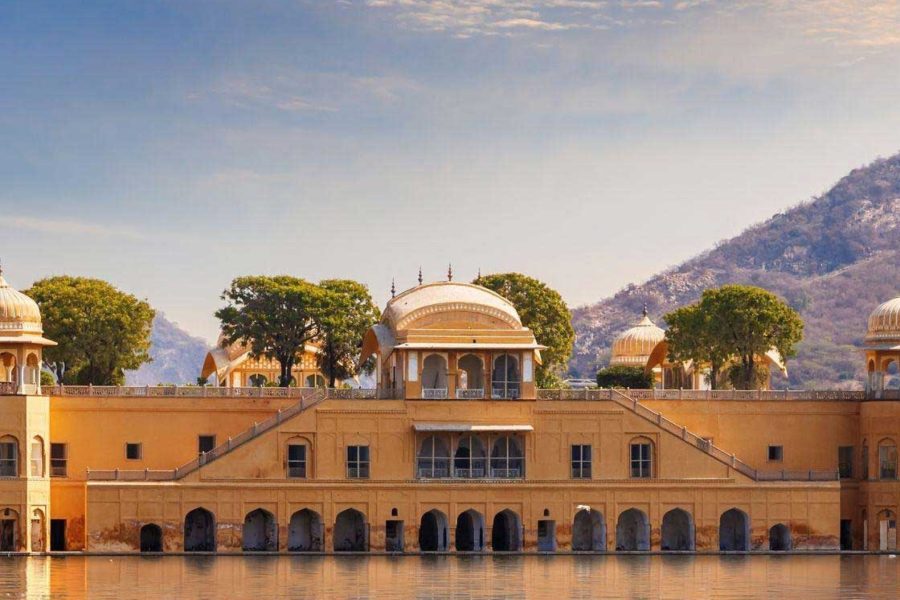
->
[2,554,900,599]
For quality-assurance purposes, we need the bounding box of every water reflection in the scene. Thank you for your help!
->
[0,555,899,599]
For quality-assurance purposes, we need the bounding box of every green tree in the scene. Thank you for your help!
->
[216,276,326,387]
[596,365,653,389]
[665,285,803,390]
[25,277,155,385]
[474,272,575,387]
[317,279,381,387]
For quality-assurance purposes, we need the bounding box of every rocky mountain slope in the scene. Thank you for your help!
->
[125,313,209,386]
[570,154,900,389]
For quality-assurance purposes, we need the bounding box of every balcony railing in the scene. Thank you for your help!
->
[422,388,449,400]
[456,388,485,400]
[492,387,520,400]
[0,382,17,396]
[0,461,17,477]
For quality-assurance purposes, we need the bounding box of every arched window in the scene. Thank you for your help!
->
[878,439,898,480]
[248,374,268,387]
[30,436,44,478]
[286,437,310,479]
[457,354,484,399]
[0,436,19,477]
[421,354,448,399]
[416,436,451,478]
[305,374,325,388]
[885,359,900,390]
[0,353,16,386]
[629,437,653,479]
[25,354,39,386]
[454,434,486,478]
[492,354,520,400]
[490,435,523,478]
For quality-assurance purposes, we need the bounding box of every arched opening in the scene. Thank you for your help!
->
[184,507,215,552]
[30,509,44,552]
[0,509,19,551]
[878,439,898,480]
[30,436,44,478]
[457,354,484,398]
[492,354,520,399]
[572,509,606,551]
[305,374,325,388]
[0,435,19,477]
[719,508,750,551]
[418,509,449,552]
[616,508,650,551]
[288,509,323,551]
[417,435,451,479]
[140,523,163,552]
[0,353,16,386]
[421,354,448,398]
[491,509,522,551]
[490,435,524,478]
[243,508,277,551]
[25,354,39,387]
[248,373,268,387]
[385,519,405,552]
[454,434,486,478]
[769,523,792,551]
[661,508,695,551]
[455,509,485,552]
[878,510,897,551]
[885,359,900,390]
[334,508,367,552]
[537,519,556,552]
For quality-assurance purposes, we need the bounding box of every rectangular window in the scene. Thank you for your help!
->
[50,443,67,477]
[838,446,854,479]
[571,444,592,479]
[0,441,17,477]
[630,442,652,478]
[287,444,307,478]
[862,444,869,480]
[198,435,216,455]
[125,442,142,461]
[768,445,784,462]
[879,444,897,480]
[347,445,370,479]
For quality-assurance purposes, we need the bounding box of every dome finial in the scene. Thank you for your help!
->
[417,266,423,286]
[642,304,648,317]
[391,278,396,298]
[448,263,453,282]
[477,267,481,280]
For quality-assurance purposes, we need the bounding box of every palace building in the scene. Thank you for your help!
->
[1,266,900,554]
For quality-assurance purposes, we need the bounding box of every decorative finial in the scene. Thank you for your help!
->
[418,266,423,286]
[391,278,396,298]
[642,304,648,317]
[0,258,3,277]
[448,263,453,282]
[477,267,481,280]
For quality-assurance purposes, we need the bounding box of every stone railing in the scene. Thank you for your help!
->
[0,382,17,396]
[538,388,867,402]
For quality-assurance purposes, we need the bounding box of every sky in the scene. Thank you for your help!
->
[2,0,900,343]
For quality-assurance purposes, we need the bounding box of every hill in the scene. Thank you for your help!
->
[125,313,210,386]
[570,153,900,389]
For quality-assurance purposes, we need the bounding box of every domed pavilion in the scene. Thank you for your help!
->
[0,265,55,395]
[865,295,900,396]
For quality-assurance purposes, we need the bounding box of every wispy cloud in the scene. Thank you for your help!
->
[9,216,149,240]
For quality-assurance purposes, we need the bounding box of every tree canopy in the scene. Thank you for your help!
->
[25,276,155,385]
[216,276,327,387]
[596,365,653,389]
[664,285,803,390]
[474,272,575,387]
[316,279,381,387]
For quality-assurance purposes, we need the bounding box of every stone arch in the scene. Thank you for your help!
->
[719,508,750,551]
[334,508,367,552]
[421,354,448,393]
[305,374,325,388]
[248,373,268,387]
[30,435,44,478]
[490,435,524,478]
[661,508,695,551]
[572,509,606,551]
[243,508,277,551]
[0,352,16,385]
[184,507,216,552]
[140,523,163,552]
[878,438,898,480]
[878,509,897,551]
[455,509,485,551]
[417,435,451,478]
[288,508,323,551]
[457,354,484,392]
[418,509,450,552]
[491,354,520,399]
[491,509,522,551]
[0,435,19,477]
[30,508,44,552]
[454,434,486,478]
[616,508,650,551]
[0,508,19,551]
[769,523,792,551]
[885,359,900,390]
[25,353,39,386]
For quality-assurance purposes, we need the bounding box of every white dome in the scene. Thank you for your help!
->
[383,281,522,332]
[866,296,900,344]
[610,310,665,367]
[0,272,42,334]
